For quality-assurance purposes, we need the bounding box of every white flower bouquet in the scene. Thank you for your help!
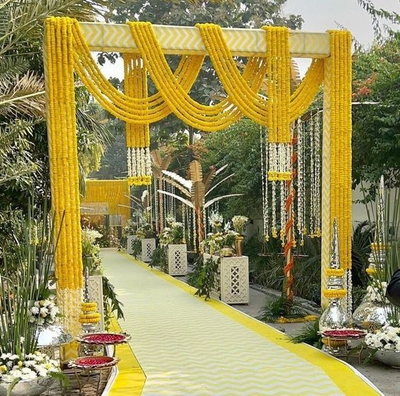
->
[209,212,223,231]
[365,325,400,351]
[0,351,59,383]
[28,299,60,327]
[232,215,248,235]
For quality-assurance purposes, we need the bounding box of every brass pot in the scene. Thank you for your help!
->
[235,235,244,256]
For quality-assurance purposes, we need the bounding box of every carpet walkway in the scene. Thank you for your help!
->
[101,249,381,396]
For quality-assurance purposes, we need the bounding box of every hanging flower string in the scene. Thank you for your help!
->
[124,53,152,186]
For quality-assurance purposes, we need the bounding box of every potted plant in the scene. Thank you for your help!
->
[0,205,62,395]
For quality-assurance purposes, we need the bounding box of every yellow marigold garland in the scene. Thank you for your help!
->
[322,288,347,299]
[45,17,83,335]
[329,30,352,270]
[49,18,324,133]
[326,268,345,277]
[124,53,152,186]
[263,26,291,143]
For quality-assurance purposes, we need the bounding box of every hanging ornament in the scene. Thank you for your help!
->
[124,54,152,186]
[309,114,315,236]
[314,111,322,237]
[296,118,306,246]
[260,127,269,240]
[320,219,350,332]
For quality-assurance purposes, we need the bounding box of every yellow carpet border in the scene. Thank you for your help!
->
[108,314,146,395]
[120,252,380,396]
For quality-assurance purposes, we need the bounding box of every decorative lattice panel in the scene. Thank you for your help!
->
[168,244,188,276]
[127,235,137,255]
[88,275,104,331]
[220,256,249,304]
[141,238,156,262]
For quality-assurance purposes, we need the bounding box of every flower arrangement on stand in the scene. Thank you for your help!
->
[155,220,186,275]
[136,223,155,239]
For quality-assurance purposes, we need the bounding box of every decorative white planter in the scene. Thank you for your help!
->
[168,244,188,276]
[204,254,249,304]
[141,238,156,262]
[126,235,137,255]
[89,275,104,331]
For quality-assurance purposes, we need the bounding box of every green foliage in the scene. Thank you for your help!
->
[189,255,220,300]
[131,238,142,259]
[149,245,168,273]
[259,295,306,322]
[351,221,374,288]
[0,0,111,211]
[197,119,263,218]
[103,276,125,330]
[290,319,322,349]
[352,32,400,189]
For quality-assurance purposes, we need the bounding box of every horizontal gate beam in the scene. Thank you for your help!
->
[80,22,330,58]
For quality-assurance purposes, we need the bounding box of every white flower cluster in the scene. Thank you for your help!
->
[365,325,400,351]
[28,299,60,326]
[0,351,59,383]
[81,228,103,244]
[232,215,249,235]
[365,281,388,303]
[209,212,223,229]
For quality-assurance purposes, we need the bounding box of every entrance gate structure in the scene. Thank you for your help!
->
[44,18,352,334]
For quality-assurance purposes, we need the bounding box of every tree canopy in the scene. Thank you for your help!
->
[352,32,400,188]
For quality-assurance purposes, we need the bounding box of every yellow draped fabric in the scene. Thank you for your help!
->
[81,180,131,222]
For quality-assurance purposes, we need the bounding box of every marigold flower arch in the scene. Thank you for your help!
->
[44,17,352,334]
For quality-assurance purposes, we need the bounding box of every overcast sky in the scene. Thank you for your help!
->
[101,0,400,78]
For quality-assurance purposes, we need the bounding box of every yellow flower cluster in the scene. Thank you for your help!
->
[79,312,101,324]
[128,176,152,186]
[329,30,352,270]
[45,17,83,291]
[81,302,97,312]
[326,268,345,277]
[322,288,347,299]
[366,267,376,276]
[267,171,292,181]
[263,26,290,143]
[124,53,150,149]
[81,180,130,220]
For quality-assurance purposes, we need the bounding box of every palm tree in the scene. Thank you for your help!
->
[159,160,242,249]
[0,0,111,202]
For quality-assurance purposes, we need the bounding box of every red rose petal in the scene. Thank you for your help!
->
[75,356,114,367]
